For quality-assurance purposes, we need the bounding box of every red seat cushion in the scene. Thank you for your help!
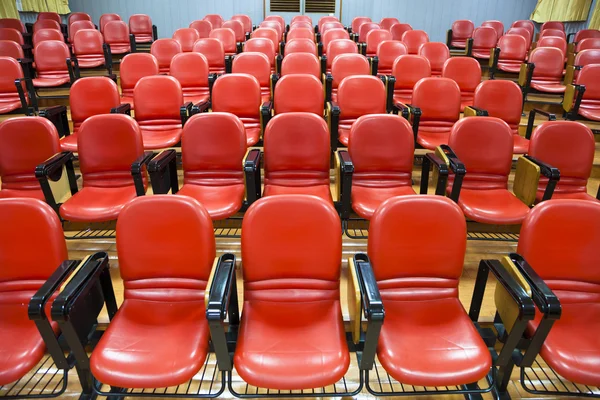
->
[139,123,183,150]
[377,297,491,387]
[91,299,209,388]
[77,55,105,68]
[133,34,153,43]
[530,80,566,93]
[0,98,23,114]
[416,123,453,150]
[338,120,355,146]
[242,121,261,147]
[59,186,139,222]
[110,44,130,54]
[497,60,522,73]
[233,299,349,390]
[59,133,78,152]
[457,188,529,224]
[579,104,600,121]
[513,134,529,154]
[177,183,245,220]
[263,183,332,204]
[0,188,46,201]
[536,190,598,203]
[351,185,416,219]
[32,75,71,87]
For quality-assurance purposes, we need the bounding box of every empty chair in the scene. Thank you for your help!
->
[250,28,279,55]
[565,48,600,84]
[60,77,121,151]
[492,34,528,74]
[0,40,24,59]
[189,20,212,38]
[120,53,159,108]
[265,15,285,33]
[572,29,600,45]
[402,29,429,54]
[244,37,276,72]
[482,20,504,39]
[173,28,199,52]
[0,28,23,44]
[193,38,226,74]
[336,75,387,147]
[379,18,400,31]
[134,75,186,149]
[442,56,481,111]
[274,74,324,115]
[329,53,370,102]
[0,18,25,33]
[541,21,565,32]
[33,20,60,33]
[365,29,392,57]
[72,29,108,69]
[210,28,237,55]
[0,57,27,114]
[291,15,312,26]
[391,55,431,104]
[260,21,283,43]
[37,12,61,24]
[537,35,567,58]
[232,14,253,33]
[568,64,600,121]
[539,29,566,41]
[151,39,181,74]
[68,12,91,26]
[390,23,412,41]
[575,38,600,53]
[204,14,223,29]
[411,77,461,149]
[472,80,527,153]
[318,16,338,32]
[232,52,272,103]
[321,22,344,34]
[286,27,314,42]
[103,21,131,55]
[507,27,533,48]
[321,28,349,55]
[470,26,497,59]
[280,52,321,78]
[448,20,474,49]
[345,115,416,219]
[223,20,245,43]
[525,47,565,94]
[68,20,95,43]
[211,73,262,146]
[129,14,155,43]
[169,52,211,105]
[377,40,408,75]
[32,41,72,88]
[326,39,358,72]
[358,22,379,43]
[284,38,317,55]
[512,20,534,38]
[100,13,121,33]
[289,21,312,31]
[418,42,449,76]
[0,117,59,200]
[351,17,371,33]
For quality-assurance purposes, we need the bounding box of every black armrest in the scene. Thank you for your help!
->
[191,100,211,115]
[465,37,474,57]
[385,76,395,113]
[565,84,586,121]
[261,101,273,133]
[370,56,379,76]
[152,25,158,41]
[522,155,560,201]
[338,151,354,219]
[129,33,137,53]
[244,149,262,205]
[18,57,33,79]
[420,152,449,196]
[276,54,283,74]
[394,103,421,143]
[131,151,155,196]
[320,55,327,76]
[463,106,488,117]
[14,78,34,115]
[102,42,113,75]
[180,101,193,126]
[325,73,333,103]
[206,253,238,371]
[328,101,340,153]
[358,42,366,56]
[35,151,78,213]
[148,149,178,195]
[353,254,384,371]
[40,105,70,137]
[66,57,80,84]
[208,73,217,99]
[439,144,466,202]
[237,41,243,54]
[567,32,575,43]
[525,108,556,139]
[225,55,233,73]
[446,29,453,47]
[271,73,279,99]
[489,47,500,79]
[597,184,600,201]
[318,41,323,56]
[519,62,535,105]
[110,103,131,115]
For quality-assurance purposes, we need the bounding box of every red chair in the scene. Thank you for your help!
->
[567,64,600,121]
[572,29,600,44]
[390,23,412,41]
[470,26,497,59]
[204,14,223,29]
[0,18,25,33]
[418,42,449,76]
[511,20,534,38]
[566,48,600,84]
[364,29,392,57]
[539,29,566,41]
[336,75,387,147]
[351,17,371,34]
[442,56,481,111]
[541,21,565,32]
[210,28,237,55]
[232,52,272,103]
[376,40,407,75]
[575,38,600,52]
[0,56,29,114]
[33,20,60,34]
[0,40,24,59]
[0,27,23,45]
[326,39,358,72]
[507,27,533,48]
[289,21,312,31]
[190,20,212,38]
[193,38,226,74]
[391,55,431,104]
[170,52,211,105]
[448,20,474,49]
[32,41,73,89]
[537,35,567,56]
[60,77,121,152]
[103,21,131,55]
[250,28,279,56]
[402,29,429,54]
[260,21,283,43]
[173,28,199,52]
[37,12,61,24]
[68,20,95,44]
[129,14,155,44]
[73,29,110,70]
[119,53,159,109]
[0,117,59,200]
[318,16,338,32]
[265,15,285,33]
[321,28,349,55]
[472,80,527,154]
[100,13,121,33]
[286,27,314,42]
[491,34,528,76]
[379,18,400,31]
[328,53,370,102]
[522,47,565,95]
[211,73,263,147]
[291,15,312,26]
[223,20,245,43]
[244,37,276,73]
[280,52,321,78]
[284,38,317,55]
[274,74,324,116]
[321,22,344,34]
[358,22,379,44]
[232,14,253,33]
[482,20,504,39]
[33,28,63,47]
[68,12,91,26]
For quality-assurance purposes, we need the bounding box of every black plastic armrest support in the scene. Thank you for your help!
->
[566,84,586,120]
[464,106,489,116]
[446,29,453,47]
[329,101,340,153]
[148,149,178,195]
[371,56,379,76]
[320,55,327,76]
[318,41,323,56]
[110,103,131,115]
[420,153,449,196]
[276,54,283,74]
[206,254,238,372]
[439,144,466,202]
[40,105,70,138]
[192,100,211,115]
[597,184,600,201]
[385,76,395,113]
[208,73,217,99]
[490,47,500,79]
[353,254,384,370]
[14,78,32,115]
[465,37,474,57]
[261,101,273,132]
[395,103,421,143]
[129,34,137,53]
[244,149,262,205]
[131,151,155,196]
[567,32,575,43]
[66,57,80,83]
[325,73,333,103]
[102,42,113,75]
[338,151,354,219]
[225,56,233,73]
[522,155,560,201]
[35,152,78,213]
[180,101,193,125]
[526,108,556,139]
[152,25,158,41]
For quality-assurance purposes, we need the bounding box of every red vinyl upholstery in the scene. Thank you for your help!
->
[541,21,565,31]
[539,29,566,41]
[442,57,481,111]
[37,12,61,24]
[189,20,212,39]
[573,64,600,121]
[103,21,131,54]
[0,117,59,200]
[512,20,534,38]
[376,40,407,75]
[0,40,24,59]
[319,16,339,32]
[0,18,25,33]
[348,115,416,219]
[284,38,317,55]
[529,121,596,202]
[506,27,532,48]
[280,53,320,78]
[322,28,350,55]
[68,20,94,43]
[266,15,285,30]
[129,14,154,43]
[210,28,237,55]
[326,39,358,71]
[369,195,492,386]
[100,13,121,33]
[380,18,400,31]
[211,73,262,147]
[537,36,567,59]
[496,34,528,73]
[260,21,283,43]
[482,20,504,39]
[73,29,106,69]
[32,40,71,88]
[250,28,279,58]
[365,29,392,56]
[33,28,63,47]
[321,22,344,34]
[91,195,215,388]
[418,42,449,76]
[236,194,348,389]
[450,20,474,48]
[33,20,60,34]
[119,53,159,108]
[519,200,600,386]
[392,55,431,104]
[204,14,223,29]
[233,52,272,103]
[412,77,461,149]
[286,27,314,42]
[193,38,226,74]
[274,74,324,115]
[352,17,371,33]
[528,47,566,93]
[68,12,91,26]
[232,15,252,33]
[391,23,412,41]
[0,198,67,385]
[447,117,529,224]
[170,52,210,105]
[263,113,332,203]
[358,22,379,43]
[0,28,23,44]
[0,57,27,114]
[330,53,370,101]
[244,38,276,72]
[337,75,386,146]
[471,26,497,59]
[402,30,429,54]
[173,28,199,52]
[289,21,312,31]
[59,114,148,222]
[223,20,245,43]
[574,29,600,42]
[291,15,312,25]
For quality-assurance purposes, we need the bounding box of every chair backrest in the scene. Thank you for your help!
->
[418,42,450,74]
[173,28,199,52]
[506,27,532,48]
[193,38,225,70]
[120,53,159,94]
[541,21,565,32]
[366,29,392,54]
[289,21,313,31]
[392,54,431,90]
[170,52,209,93]
[210,27,237,53]
[133,75,183,122]
[368,196,466,299]
[441,56,481,95]
[472,26,497,50]
[260,21,283,42]
[100,13,121,33]
[69,20,94,42]
[291,15,312,25]
[34,40,70,74]
[280,52,321,78]
[284,38,317,55]
[232,52,271,87]
[322,28,349,53]
[0,18,25,33]
[129,14,153,36]
[497,34,528,60]
[576,38,600,52]
[190,20,212,38]
[181,112,246,185]
[352,17,371,33]
[265,15,285,33]
[326,39,358,68]
[539,29,566,41]
[151,39,182,73]
[380,18,400,31]
[358,22,379,43]
[211,73,261,118]
[331,53,370,88]
[537,36,567,57]
[33,19,60,33]
[575,48,600,67]
[241,195,341,301]
[37,12,61,24]
[223,20,245,42]
[0,28,22,44]
[377,40,408,71]
[250,28,278,53]
[390,23,412,41]
[117,196,215,300]
[244,38,275,67]
[0,56,24,93]
[232,14,252,33]
[321,21,344,34]
[402,29,429,54]
[529,47,564,79]
[482,20,504,39]
[33,28,64,47]
[274,74,324,115]
[473,80,523,127]
[318,16,338,32]
[337,75,386,119]
[287,27,313,41]
[0,40,24,59]
[451,20,475,40]
[511,20,534,37]
[576,64,600,101]
[103,21,130,46]
[574,29,600,43]
[203,14,223,29]
[263,113,330,188]
[70,77,121,130]
[68,12,91,26]
[73,29,104,56]
[412,77,461,123]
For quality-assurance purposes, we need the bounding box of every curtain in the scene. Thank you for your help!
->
[531,0,593,22]
[590,0,600,28]
[0,0,19,18]
[20,0,46,12]
[47,0,69,14]
[20,0,69,13]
